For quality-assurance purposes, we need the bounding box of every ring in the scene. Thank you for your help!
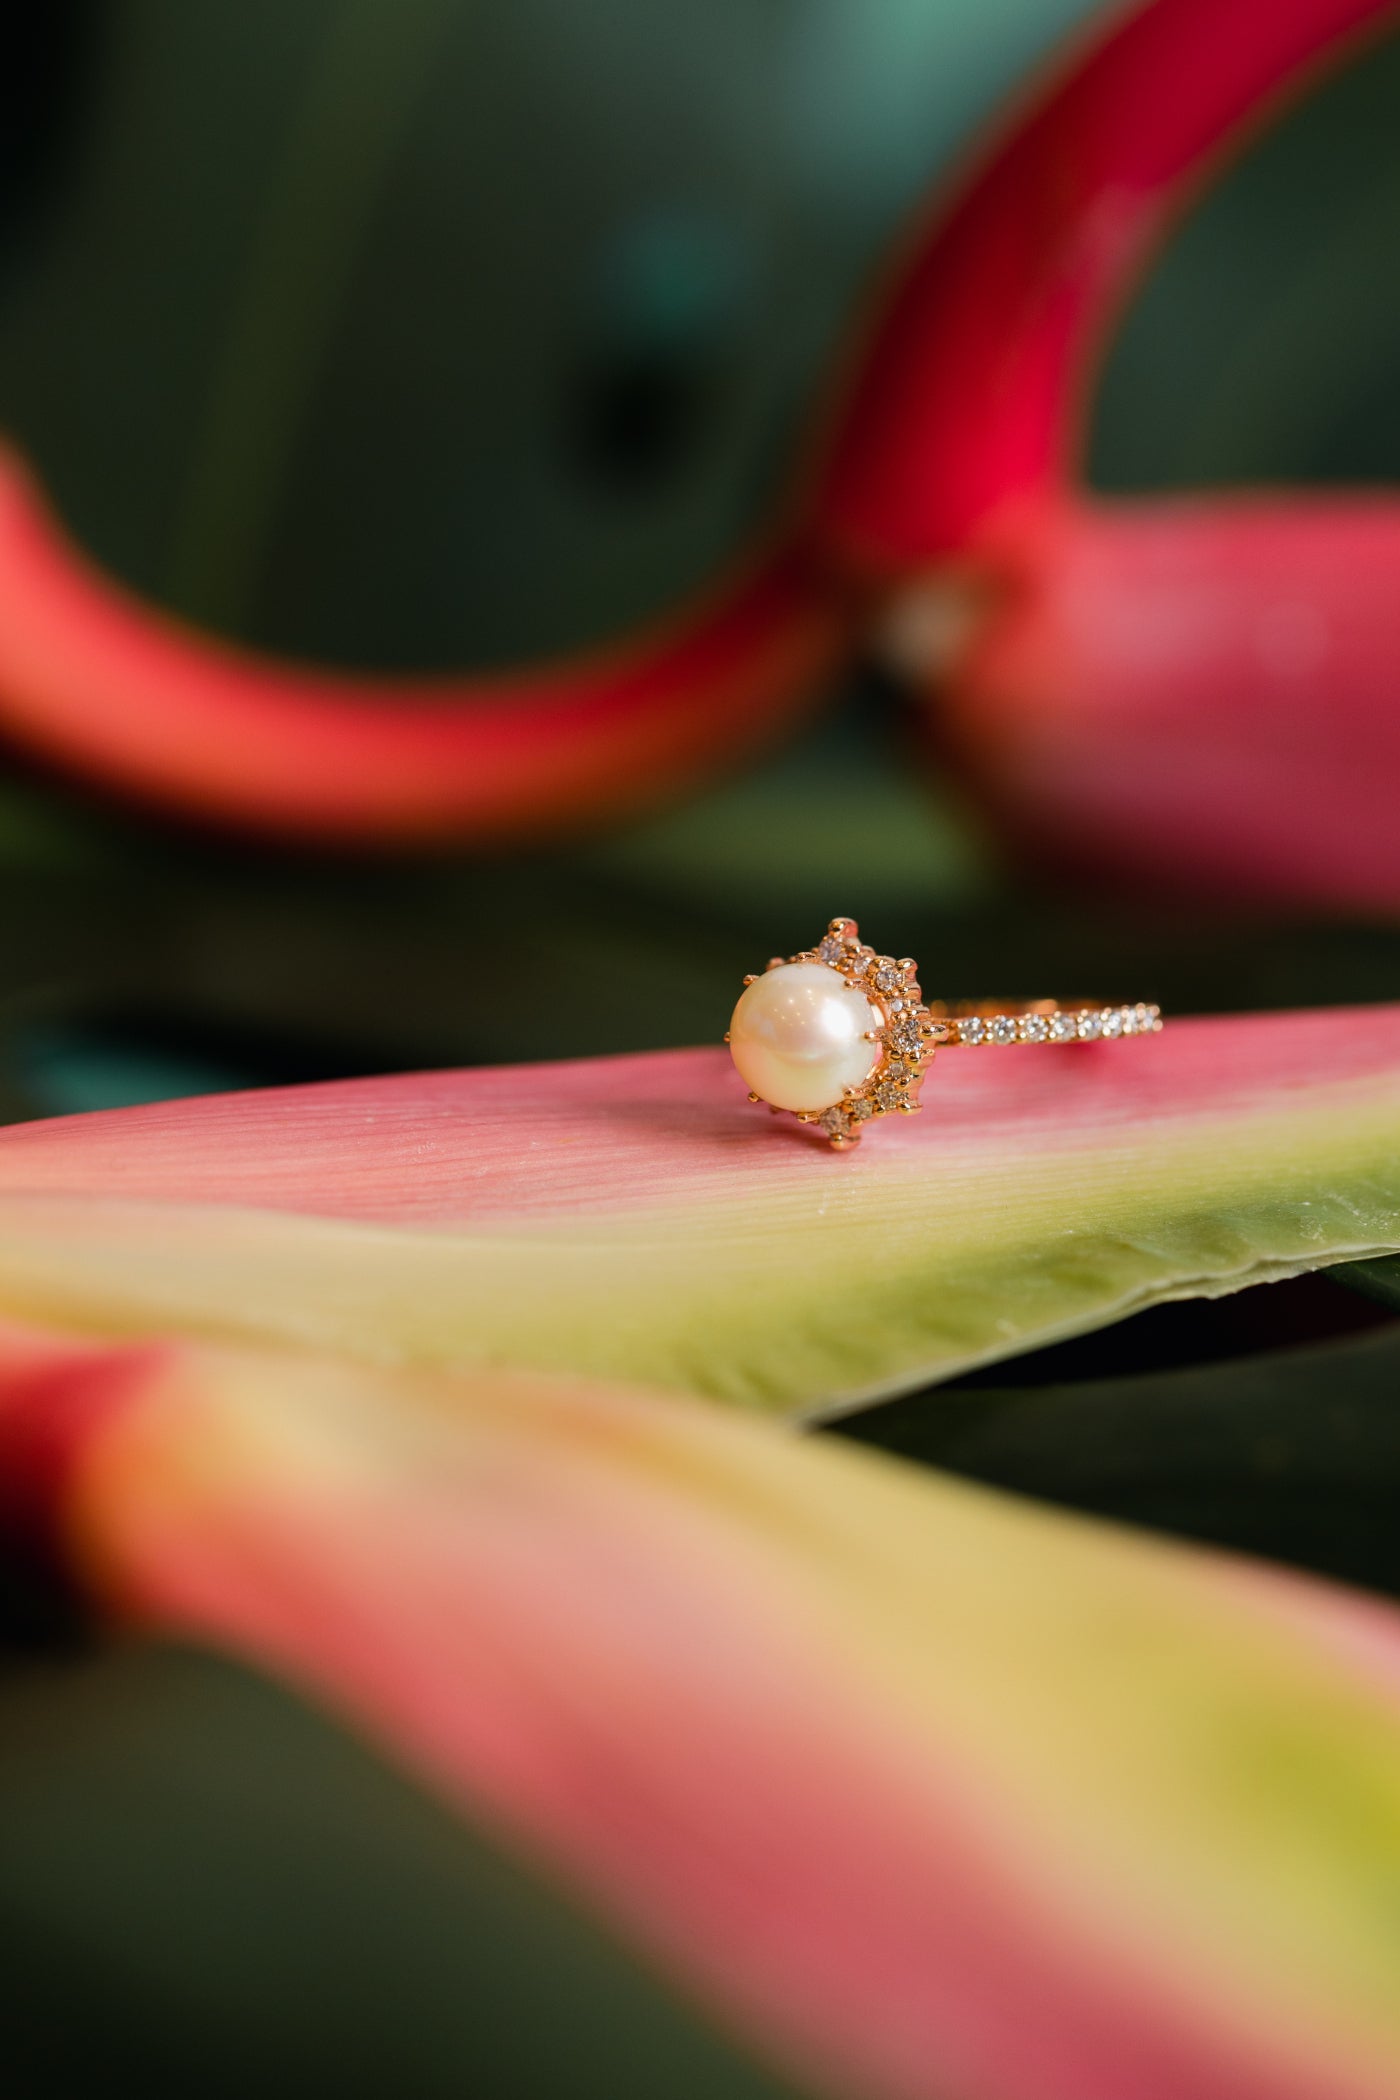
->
[725,917,1162,1147]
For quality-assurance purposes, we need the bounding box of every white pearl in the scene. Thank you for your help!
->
[729,961,881,1112]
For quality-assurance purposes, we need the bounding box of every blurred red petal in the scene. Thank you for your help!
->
[932,495,1400,908]
[0,447,842,843]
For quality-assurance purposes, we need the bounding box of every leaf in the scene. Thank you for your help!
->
[0,1008,1397,1411]
[0,1642,806,2100]
[1332,1253,1400,1314]
[834,1317,1400,1598]
[5,1318,1400,2100]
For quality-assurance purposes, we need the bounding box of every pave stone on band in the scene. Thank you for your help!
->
[726,917,1162,1148]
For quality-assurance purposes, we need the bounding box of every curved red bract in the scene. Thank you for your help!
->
[809,0,1400,907]
[813,0,1399,571]
[0,448,843,843]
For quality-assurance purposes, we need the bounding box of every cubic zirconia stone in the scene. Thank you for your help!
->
[1077,1011,1102,1040]
[989,1015,1017,1045]
[1019,1013,1049,1043]
[818,1105,851,1136]
[849,1096,874,1121]
[872,1078,906,1111]
[889,1022,923,1058]
[1046,1012,1074,1042]
[1100,1008,1124,1038]
[872,958,904,993]
[959,1017,986,1045]
[818,934,849,966]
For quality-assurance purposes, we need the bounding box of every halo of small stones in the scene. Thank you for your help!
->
[793,919,936,1147]
[949,1004,1161,1047]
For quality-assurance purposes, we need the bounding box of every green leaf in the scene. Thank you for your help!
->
[1330,1253,1400,1315]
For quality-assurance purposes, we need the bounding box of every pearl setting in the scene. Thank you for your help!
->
[725,919,936,1146]
[728,961,882,1112]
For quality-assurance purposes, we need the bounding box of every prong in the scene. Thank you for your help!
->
[898,958,916,973]
[863,1030,879,1042]
[747,1091,761,1104]
[722,1031,731,1044]
[742,974,757,986]
[766,956,784,971]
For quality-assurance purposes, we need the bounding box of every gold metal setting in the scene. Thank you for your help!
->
[728,917,1163,1149]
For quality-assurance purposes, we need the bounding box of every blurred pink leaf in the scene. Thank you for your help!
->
[1,1319,1400,2100]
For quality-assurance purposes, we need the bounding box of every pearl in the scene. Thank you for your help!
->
[729,961,881,1112]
